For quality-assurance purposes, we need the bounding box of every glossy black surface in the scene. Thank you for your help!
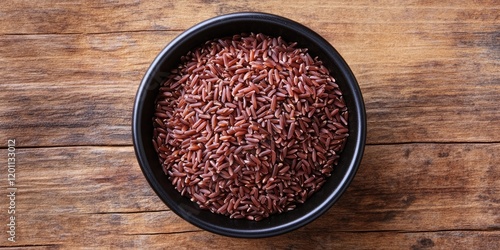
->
[132,12,366,238]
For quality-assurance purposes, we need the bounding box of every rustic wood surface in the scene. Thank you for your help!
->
[0,0,498,249]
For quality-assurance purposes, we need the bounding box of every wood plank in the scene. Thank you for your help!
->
[0,32,178,147]
[319,143,500,232]
[0,0,498,34]
[0,143,497,247]
[0,22,498,146]
[2,146,165,215]
[4,223,500,249]
[87,230,500,249]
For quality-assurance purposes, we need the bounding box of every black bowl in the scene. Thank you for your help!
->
[132,12,366,238]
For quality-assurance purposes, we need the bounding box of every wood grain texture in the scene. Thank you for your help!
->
[0,144,498,248]
[0,0,498,34]
[0,18,498,146]
[81,230,500,250]
[0,32,177,147]
[4,230,499,249]
[0,0,498,248]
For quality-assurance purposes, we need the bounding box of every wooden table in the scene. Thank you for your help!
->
[1,1,498,249]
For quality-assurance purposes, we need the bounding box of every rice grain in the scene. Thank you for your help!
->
[153,33,349,221]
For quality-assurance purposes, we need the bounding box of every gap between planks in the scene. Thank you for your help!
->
[86,209,171,215]
[119,227,500,237]
[0,244,59,248]
[0,28,186,37]
[122,229,203,236]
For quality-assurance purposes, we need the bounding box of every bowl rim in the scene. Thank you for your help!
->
[132,11,366,238]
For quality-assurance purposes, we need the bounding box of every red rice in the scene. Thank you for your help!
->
[153,33,349,221]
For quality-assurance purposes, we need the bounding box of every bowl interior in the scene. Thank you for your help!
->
[133,12,366,238]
